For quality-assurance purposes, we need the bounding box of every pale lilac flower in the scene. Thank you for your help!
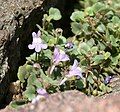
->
[49,47,69,74]
[53,47,69,65]
[37,88,48,97]
[31,95,41,104]
[66,59,82,78]
[65,42,74,49]
[32,88,48,104]
[28,31,47,52]
[60,60,82,85]
[104,76,112,84]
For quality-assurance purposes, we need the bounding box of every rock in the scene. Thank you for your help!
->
[0,90,120,112]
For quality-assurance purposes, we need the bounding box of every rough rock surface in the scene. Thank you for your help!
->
[1,90,120,112]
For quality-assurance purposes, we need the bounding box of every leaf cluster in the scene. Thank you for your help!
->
[13,2,120,108]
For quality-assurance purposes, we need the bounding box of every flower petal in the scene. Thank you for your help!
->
[67,60,83,78]
[37,88,48,98]
[69,67,82,76]
[28,44,35,49]
[37,88,47,95]
[71,59,78,70]
[35,44,41,52]
[33,37,42,44]
[40,44,48,49]
[53,47,60,62]
[60,54,69,62]
[32,32,37,38]
[31,95,41,104]
[65,42,74,49]
[104,76,112,84]
[37,30,41,37]
[59,49,69,61]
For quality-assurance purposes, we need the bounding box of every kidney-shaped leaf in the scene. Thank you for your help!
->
[70,11,85,22]
[49,7,62,20]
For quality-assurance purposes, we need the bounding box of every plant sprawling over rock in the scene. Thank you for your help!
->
[10,1,120,108]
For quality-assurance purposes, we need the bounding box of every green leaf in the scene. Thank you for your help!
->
[110,35,119,46]
[99,83,107,93]
[92,2,105,13]
[70,11,85,22]
[92,55,104,65]
[97,24,106,33]
[25,65,33,73]
[92,89,98,96]
[104,52,111,60]
[43,49,52,59]
[26,53,36,61]
[28,74,42,88]
[111,54,120,66]
[85,7,94,16]
[71,22,82,35]
[80,58,89,66]
[28,74,36,86]
[87,75,94,84]
[105,11,114,18]
[9,100,26,109]
[17,65,27,83]
[112,16,120,24]
[42,34,50,43]
[75,80,84,89]
[49,7,62,20]
[87,38,95,48]
[40,69,58,86]
[107,23,116,31]
[48,38,57,46]
[58,36,67,44]
[106,86,112,93]
[79,42,90,54]
[23,85,36,101]
[98,41,106,50]
[90,46,98,54]
[33,79,42,89]
[82,23,90,34]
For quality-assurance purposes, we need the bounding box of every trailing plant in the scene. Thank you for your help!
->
[10,2,120,108]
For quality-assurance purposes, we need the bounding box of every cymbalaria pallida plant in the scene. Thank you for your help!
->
[10,1,120,108]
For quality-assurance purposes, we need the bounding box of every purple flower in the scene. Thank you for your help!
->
[66,59,82,78]
[37,88,48,97]
[65,42,74,49]
[28,31,47,52]
[53,47,69,65]
[60,60,82,85]
[32,88,48,104]
[49,48,69,74]
[104,76,112,84]
[31,95,41,104]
